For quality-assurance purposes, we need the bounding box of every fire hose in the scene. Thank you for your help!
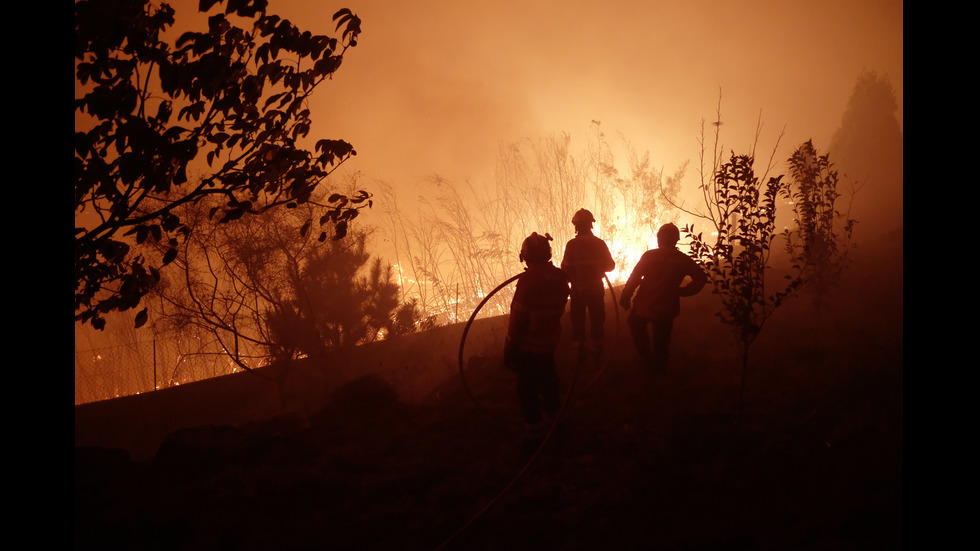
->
[436,273,619,550]
[456,273,619,421]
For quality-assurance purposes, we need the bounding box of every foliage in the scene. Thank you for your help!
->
[782,140,856,304]
[149,194,425,371]
[74,0,368,330]
[679,95,809,434]
[680,93,864,438]
[827,70,903,238]
[684,152,801,349]
[267,237,425,359]
[829,70,901,160]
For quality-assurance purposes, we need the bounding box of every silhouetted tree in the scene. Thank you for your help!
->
[75,0,368,330]
[782,140,856,317]
[270,235,420,356]
[685,152,804,435]
[149,193,424,371]
[685,153,802,359]
[681,96,804,435]
[828,70,903,240]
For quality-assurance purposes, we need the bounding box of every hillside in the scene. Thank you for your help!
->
[75,237,902,550]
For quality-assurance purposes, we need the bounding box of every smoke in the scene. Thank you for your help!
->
[298,0,903,191]
[155,0,901,211]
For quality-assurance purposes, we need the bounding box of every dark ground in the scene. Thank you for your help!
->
[75,239,902,551]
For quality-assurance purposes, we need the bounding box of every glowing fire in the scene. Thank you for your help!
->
[594,228,659,286]
[387,221,678,327]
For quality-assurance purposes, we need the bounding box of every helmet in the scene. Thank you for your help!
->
[520,232,553,263]
[571,208,595,226]
[657,223,680,245]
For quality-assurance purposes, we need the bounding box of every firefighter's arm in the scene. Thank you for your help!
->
[620,278,637,310]
[602,242,616,273]
[679,261,708,297]
[619,256,645,309]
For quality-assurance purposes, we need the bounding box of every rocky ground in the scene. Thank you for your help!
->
[75,241,902,551]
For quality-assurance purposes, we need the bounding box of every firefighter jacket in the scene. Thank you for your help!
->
[620,247,707,320]
[561,232,615,295]
[506,262,570,354]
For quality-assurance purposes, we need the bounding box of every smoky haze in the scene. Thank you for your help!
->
[75,0,903,402]
[297,0,903,209]
[156,0,902,241]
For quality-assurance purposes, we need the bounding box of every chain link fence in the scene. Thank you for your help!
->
[74,335,243,405]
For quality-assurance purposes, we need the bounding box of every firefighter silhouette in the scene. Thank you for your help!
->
[504,232,570,440]
[619,223,706,373]
[561,208,615,354]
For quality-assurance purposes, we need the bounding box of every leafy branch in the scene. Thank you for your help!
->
[75,0,368,330]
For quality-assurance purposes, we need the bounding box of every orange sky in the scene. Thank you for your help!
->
[149,0,902,218]
[261,0,903,193]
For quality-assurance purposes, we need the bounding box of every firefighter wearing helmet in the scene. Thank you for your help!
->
[619,223,706,373]
[571,208,595,226]
[519,231,553,264]
[506,232,570,442]
[561,208,615,355]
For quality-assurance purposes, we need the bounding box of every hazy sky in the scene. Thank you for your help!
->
[261,0,903,192]
[155,0,902,216]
